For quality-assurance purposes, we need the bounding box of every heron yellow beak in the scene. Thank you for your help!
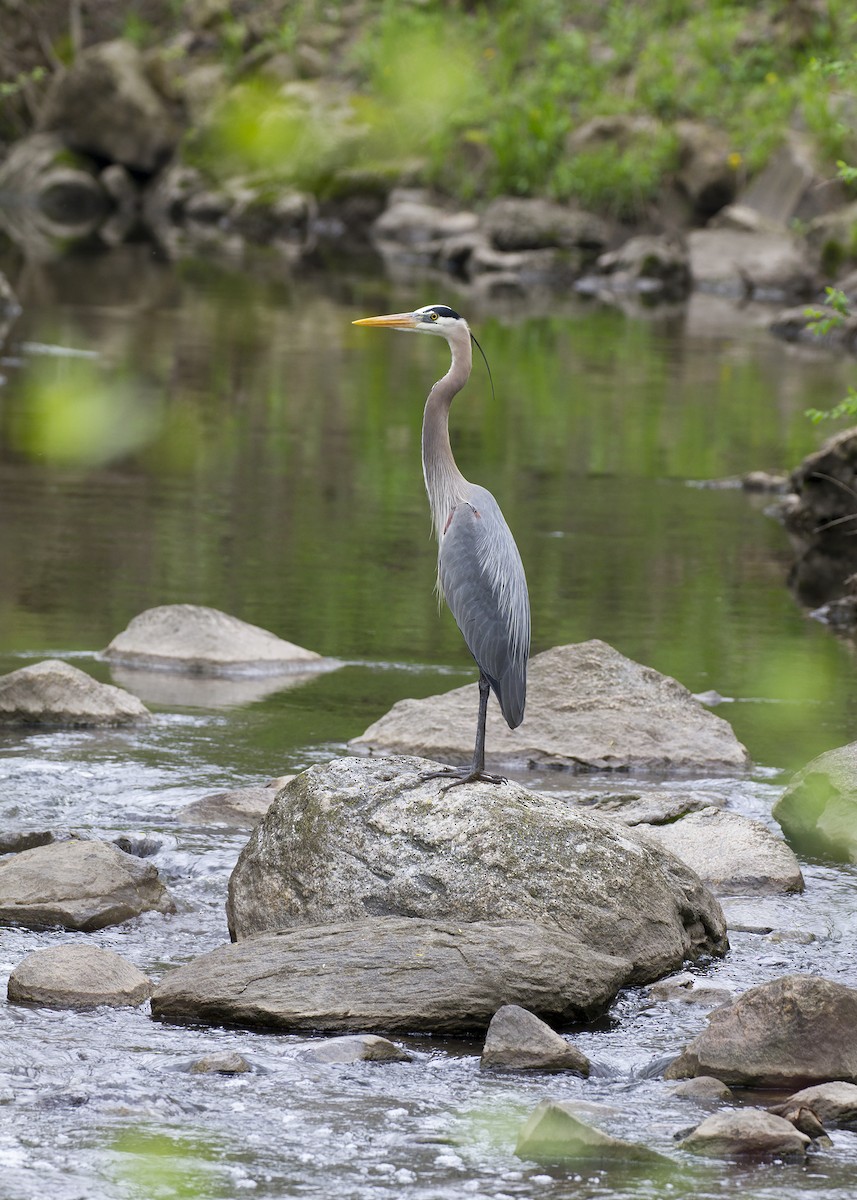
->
[352,312,419,329]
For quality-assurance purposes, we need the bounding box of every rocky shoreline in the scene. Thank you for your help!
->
[3,604,857,1169]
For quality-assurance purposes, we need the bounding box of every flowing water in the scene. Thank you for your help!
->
[2,242,857,1199]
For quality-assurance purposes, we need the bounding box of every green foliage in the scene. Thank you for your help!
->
[0,66,46,99]
[803,288,857,423]
[551,130,680,218]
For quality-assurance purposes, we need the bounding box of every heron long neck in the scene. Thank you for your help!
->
[422,333,472,540]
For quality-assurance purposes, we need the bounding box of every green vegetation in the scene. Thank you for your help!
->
[181,0,857,217]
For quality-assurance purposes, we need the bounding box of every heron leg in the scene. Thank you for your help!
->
[416,672,507,790]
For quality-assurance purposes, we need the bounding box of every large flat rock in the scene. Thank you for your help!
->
[0,659,150,727]
[0,839,175,931]
[226,755,727,985]
[150,918,629,1034]
[350,641,749,773]
[103,605,334,677]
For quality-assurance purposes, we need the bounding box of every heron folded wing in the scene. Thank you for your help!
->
[437,486,530,728]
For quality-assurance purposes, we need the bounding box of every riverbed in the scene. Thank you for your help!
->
[2,243,857,1198]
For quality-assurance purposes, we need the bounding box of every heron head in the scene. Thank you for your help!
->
[353,304,468,340]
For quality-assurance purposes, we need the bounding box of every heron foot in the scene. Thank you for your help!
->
[417,766,508,793]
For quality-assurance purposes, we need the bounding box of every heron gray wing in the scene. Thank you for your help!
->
[437,485,530,729]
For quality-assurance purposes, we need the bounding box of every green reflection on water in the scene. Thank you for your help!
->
[1,248,856,776]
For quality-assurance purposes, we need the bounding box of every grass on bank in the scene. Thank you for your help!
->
[174,0,857,217]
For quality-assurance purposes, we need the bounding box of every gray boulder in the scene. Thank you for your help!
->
[590,235,691,299]
[773,741,857,862]
[675,121,737,218]
[781,1082,857,1129]
[638,807,804,895]
[688,227,815,301]
[7,944,152,1009]
[647,972,735,1008]
[150,918,629,1034]
[38,39,180,173]
[0,660,150,727]
[480,1004,589,1074]
[103,605,331,676]
[350,641,749,773]
[226,756,727,984]
[586,789,722,826]
[481,197,609,253]
[372,199,479,247]
[0,839,175,931]
[178,786,282,828]
[666,975,857,1087]
[295,1035,411,1064]
[515,1101,669,1165]
[679,1109,810,1160]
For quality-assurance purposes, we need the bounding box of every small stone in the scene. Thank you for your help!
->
[515,1100,670,1165]
[188,1052,252,1075]
[680,1109,810,1160]
[480,1004,589,1074]
[0,660,150,727]
[638,807,804,896]
[670,1076,733,1101]
[295,1035,411,1064]
[0,831,58,855]
[0,839,175,931]
[781,1081,857,1130]
[767,1102,829,1140]
[7,945,152,1009]
[103,604,330,676]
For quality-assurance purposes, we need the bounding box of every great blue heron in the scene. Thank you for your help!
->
[353,303,530,786]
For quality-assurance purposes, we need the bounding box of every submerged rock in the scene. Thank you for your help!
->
[150,918,629,1034]
[480,1004,589,1074]
[295,1035,412,1064]
[515,1100,670,1165]
[647,972,735,1008]
[7,945,152,1009]
[37,39,180,173]
[666,975,857,1087]
[0,660,150,727]
[0,839,176,931]
[226,756,727,982]
[680,1109,810,1160]
[638,807,804,895]
[351,641,749,773]
[178,786,283,828]
[188,1052,252,1075]
[103,605,332,676]
[773,741,857,861]
[669,1076,733,1101]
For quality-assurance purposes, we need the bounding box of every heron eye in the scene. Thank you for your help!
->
[430,311,439,321]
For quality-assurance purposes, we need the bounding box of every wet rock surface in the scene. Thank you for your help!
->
[515,1100,670,1165]
[679,1108,811,1159]
[666,974,857,1087]
[480,1005,590,1075]
[103,604,330,676]
[188,1052,252,1075]
[669,1076,733,1101]
[773,740,857,862]
[0,660,150,727]
[7,944,152,1009]
[351,641,750,773]
[0,839,176,931]
[150,918,629,1033]
[637,807,804,895]
[226,756,727,981]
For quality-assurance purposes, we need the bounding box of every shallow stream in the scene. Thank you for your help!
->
[2,244,857,1198]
